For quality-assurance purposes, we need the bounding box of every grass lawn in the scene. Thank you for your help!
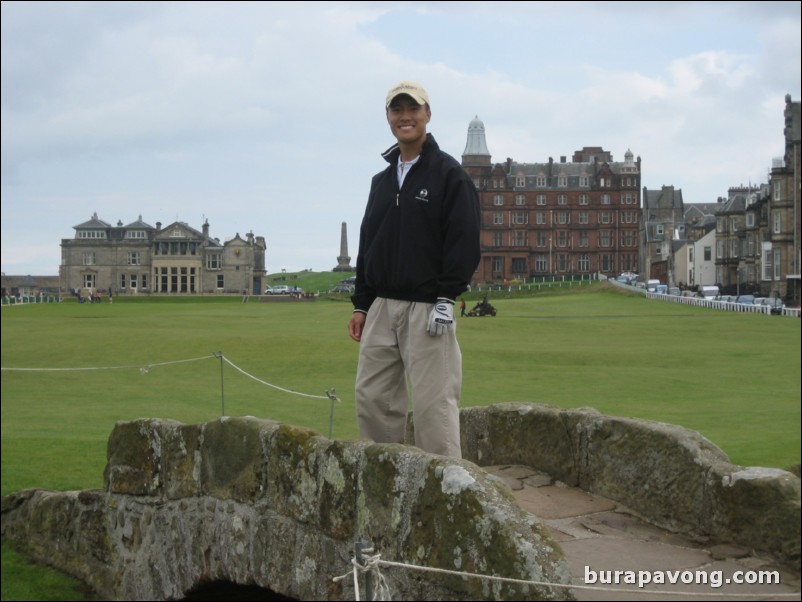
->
[1,281,800,599]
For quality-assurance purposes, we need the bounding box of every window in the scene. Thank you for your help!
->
[622,231,636,246]
[536,175,547,187]
[763,247,773,280]
[83,274,96,288]
[579,232,589,247]
[716,218,725,233]
[492,257,503,274]
[511,232,527,247]
[655,224,664,236]
[730,240,738,258]
[515,175,525,187]
[492,232,502,247]
[216,274,224,289]
[207,253,222,270]
[557,231,569,247]
[169,230,185,238]
[578,254,590,272]
[536,212,547,224]
[493,212,504,225]
[579,175,588,187]
[536,195,547,206]
[512,258,526,273]
[535,255,548,272]
[578,212,589,224]
[600,231,611,247]
[141,275,147,289]
[536,232,548,247]
[126,230,147,239]
[704,246,711,261]
[746,213,755,227]
[78,230,106,239]
[774,249,781,279]
[83,252,96,265]
[494,195,504,206]
[579,194,588,205]
[773,211,781,234]
[120,274,126,289]
[557,254,568,272]
[557,174,567,187]
[730,217,738,232]
[127,252,140,265]
[130,274,138,289]
[515,194,526,205]
[774,182,781,201]
[600,212,610,224]
[557,194,567,205]
[717,240,724,259]
[513,211,527,225]
[601,194,611,205]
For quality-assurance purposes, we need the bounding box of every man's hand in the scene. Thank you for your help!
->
[349,311,366,342]
[427,298,455,336]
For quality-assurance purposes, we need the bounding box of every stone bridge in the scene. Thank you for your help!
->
[2,403,799,600]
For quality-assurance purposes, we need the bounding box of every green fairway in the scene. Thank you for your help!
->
[2,283,799,497]
[1,282,800,599]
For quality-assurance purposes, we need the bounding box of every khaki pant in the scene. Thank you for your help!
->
[355,297,462,458]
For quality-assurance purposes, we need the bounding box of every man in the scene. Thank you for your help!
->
[348,81,481,458]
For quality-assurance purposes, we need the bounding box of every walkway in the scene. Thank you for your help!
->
[487,465,801,601]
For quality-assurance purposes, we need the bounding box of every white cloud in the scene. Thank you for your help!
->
[2,0,800,274]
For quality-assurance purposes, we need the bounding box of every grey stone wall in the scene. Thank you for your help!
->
[459,402,800,567]
[2,416,573,601]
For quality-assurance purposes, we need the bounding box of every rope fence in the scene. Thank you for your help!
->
[333,544,801,601]
[1,352,340,436]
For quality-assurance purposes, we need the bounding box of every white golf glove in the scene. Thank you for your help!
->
[427,298,455,336]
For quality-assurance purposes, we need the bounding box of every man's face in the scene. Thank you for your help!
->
[386,95,431,146]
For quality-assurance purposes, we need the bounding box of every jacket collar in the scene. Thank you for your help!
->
[381,133,439,165]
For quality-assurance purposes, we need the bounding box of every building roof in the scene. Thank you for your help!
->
[462,116,491,157]
[73,212,111,230]
[643,186,683,211]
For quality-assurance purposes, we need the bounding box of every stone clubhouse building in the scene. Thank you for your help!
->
[59,214,266,296]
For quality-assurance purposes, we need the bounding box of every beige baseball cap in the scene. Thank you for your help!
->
[385,81,430,108]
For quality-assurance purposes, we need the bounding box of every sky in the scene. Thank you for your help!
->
[2,1,800,276]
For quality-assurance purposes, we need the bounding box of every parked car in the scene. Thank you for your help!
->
[668,287,681,296]
[333,284,354,293]
[757,297,784,314]
[272,285,290,294]
[264,286,274,295]
[735,295,755,305]
[698,285,720,300]
[681,290,696,298]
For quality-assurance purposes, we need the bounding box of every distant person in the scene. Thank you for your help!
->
[108,289,113,304]
[348,80,481,458]
[460,298,466,317]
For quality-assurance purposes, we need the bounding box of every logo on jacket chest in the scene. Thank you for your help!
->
[415,188,429,203]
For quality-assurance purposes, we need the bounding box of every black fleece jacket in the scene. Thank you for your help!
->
[351,134,481,313]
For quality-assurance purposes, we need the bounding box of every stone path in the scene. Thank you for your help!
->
[486,465,801,601]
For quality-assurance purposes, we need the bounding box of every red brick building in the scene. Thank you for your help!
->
[461,117,641,284]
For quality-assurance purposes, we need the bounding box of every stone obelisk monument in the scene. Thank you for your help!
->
[333,222,353,272]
